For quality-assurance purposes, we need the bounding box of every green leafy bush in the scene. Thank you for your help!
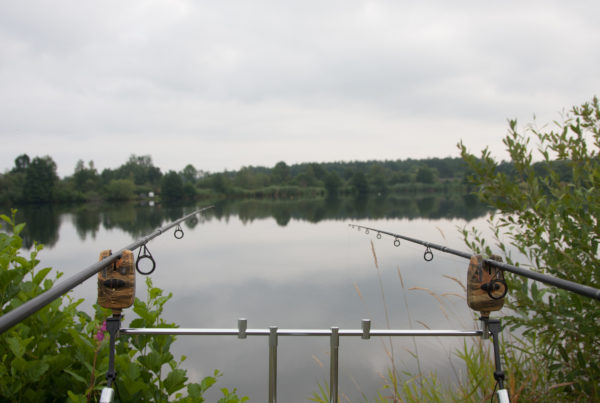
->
[459,96,600,400]
[0,210,246,402]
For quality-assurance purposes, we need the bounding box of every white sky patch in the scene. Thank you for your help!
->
[1,0,599,177]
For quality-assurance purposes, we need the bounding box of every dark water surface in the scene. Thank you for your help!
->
[10,196,493,401]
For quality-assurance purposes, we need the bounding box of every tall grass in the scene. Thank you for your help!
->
[310,241,549,402]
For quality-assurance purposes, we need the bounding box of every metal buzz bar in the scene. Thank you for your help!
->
[0,206,213,335]
[350,224,600,301]
[120,318,484,403]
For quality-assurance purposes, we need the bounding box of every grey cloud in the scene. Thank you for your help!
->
[0,0,598,174]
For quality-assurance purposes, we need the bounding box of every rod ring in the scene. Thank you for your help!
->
[365,229,369,234]
[394,238,400,247]
[136,245,156,275]
[424,247,434,262]
[174,225,184,239]
[377,233,382,239]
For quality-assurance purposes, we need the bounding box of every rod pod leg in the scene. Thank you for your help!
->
[100,314,121,403]
[480,317,510,403]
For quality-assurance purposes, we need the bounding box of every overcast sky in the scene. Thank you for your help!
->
[1,1,599,177]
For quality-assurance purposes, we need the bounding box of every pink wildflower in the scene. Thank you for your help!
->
[95,320,107,341]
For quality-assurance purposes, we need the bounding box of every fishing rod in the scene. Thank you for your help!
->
[349,224,600,301]
[350,223,600,403]
[0,206,213,335]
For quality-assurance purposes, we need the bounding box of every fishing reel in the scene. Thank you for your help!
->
[467,254,507,317]
[98,249,136,312]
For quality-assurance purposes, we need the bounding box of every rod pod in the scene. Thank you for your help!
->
[99,314,121,403]
[480,317,510,402]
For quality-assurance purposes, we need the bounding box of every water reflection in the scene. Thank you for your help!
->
[212,193,490,225]
[7,194,491,248]
[74,205,102,240]
[12,204,61,249]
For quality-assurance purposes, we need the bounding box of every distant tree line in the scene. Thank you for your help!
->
[196,158,472,200]
[1,154,476,205]
[1,154,164,205]
[1,153,575,205]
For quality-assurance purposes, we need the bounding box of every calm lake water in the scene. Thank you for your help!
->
[11,195,494,401]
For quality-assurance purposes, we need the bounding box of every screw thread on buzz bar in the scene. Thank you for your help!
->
[350,224,600,301]
[0,206,213,335]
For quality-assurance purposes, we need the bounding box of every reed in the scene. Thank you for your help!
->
[310,240,548,402]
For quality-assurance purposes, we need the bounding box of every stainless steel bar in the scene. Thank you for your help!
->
[268,326,278,403]
[359,329,483,337]
[329,327,339,403]
[120,328,483,337]
[121,328,267,336]
[0,207,213,335]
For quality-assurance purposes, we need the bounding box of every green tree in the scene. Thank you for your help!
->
[389,171,411,184]
[350,171,369,195]
[23,156,59,203]
[415,166,437,184]
[73,160,99,194]
[294,165,319,187]
[233,166,268,189]
[12,154,30,173]
[116,155,162,186]
[271,161,291,185]
[106,179,135,201]
[161,171,184,203]
[459,96,600,400]
[182,183,197,200]
[0,158,27,204]
[309,163,327,181]
[210,173,231,194]
[324,171,342,198]
[181,164,198,184]
[368,164,388,194]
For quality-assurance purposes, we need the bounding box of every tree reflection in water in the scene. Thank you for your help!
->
[6,194,491,249]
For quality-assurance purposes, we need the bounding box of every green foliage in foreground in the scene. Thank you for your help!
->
[0,210,247,402]
[460,96,600,401]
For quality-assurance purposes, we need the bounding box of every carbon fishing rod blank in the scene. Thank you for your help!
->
[350,223,600,301]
